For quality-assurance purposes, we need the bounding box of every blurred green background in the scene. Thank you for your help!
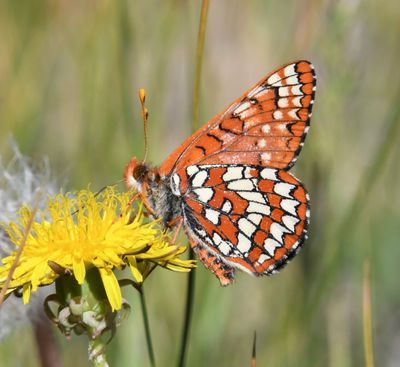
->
[1,0,400,366]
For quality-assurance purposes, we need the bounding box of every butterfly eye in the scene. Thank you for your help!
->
[132,164,148,181]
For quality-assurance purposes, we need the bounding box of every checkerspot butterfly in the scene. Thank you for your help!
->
[124,60,316,285]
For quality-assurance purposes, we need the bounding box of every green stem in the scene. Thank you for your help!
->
[363,260,375,367]
[88,336,109,367]
[178,1,209,367]
[191,0,210,132]
[178,253,196,367]
[140,287,156,367]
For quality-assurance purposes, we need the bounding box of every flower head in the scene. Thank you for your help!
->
[0,187,195,311]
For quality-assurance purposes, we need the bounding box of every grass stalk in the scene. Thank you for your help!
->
[0,203,38,308]
[178,1,209,367]
[139,287,156,367]
[363,260,375,367]
[191,0,209,133]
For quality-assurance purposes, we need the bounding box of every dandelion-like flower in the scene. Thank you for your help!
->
[0,187,194,311]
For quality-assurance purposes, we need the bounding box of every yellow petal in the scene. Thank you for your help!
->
[99,268,122,311]
[127,256,143,284]
[73,258,86,284]
[22,283,31,304]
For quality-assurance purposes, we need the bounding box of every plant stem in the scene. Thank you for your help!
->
[140,287,156,367]
[178,261,196,367]
[88,336,109,367]
[191,0,209,133]
[178,1,210,367]
[363,260,375,367]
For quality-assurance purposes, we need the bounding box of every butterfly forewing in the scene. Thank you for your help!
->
[179,164,309,275]
[159,60,316,181]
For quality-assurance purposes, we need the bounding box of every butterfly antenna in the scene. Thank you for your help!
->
[139,88,149,163]
[93,181,124,198]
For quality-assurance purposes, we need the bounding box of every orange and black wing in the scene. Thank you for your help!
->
[179,164,309,283]
[159,60,316,181]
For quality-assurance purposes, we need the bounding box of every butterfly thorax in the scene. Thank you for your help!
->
[124,157,182,226]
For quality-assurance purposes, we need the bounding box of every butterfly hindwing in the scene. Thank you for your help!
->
[160,60,316,180]
[178,164,309,279]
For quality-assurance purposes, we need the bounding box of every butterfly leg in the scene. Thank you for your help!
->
[188,237,235,286]
[169,217,183,244]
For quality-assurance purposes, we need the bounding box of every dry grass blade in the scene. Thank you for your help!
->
[0,200,39,308]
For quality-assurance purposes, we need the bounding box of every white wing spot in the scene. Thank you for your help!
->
[248,213,262,226]
[292,96,303,107]
[218,242,231,256]
[238,218,257,237]
[233,101,251,116]
[192,170,208,187]
[267,73,281,85]
[281,199,299,216]
[284,64,296,77]
[264,238,281,255]
[261,152,272,163]
[288,109,300,120]
[223,167,244,181]
[247,202,271,215]
[193,187,214,202]
[257,139,267,148]
[237,233,252,253]
[260,168,278,181]
[291,85,303,95]
[205,208,220,225]
[270,222,290,243]
[186,165,199,176]
[285,75,299,85]
[282,215,300,232]
[221,200,232,213]
[262,124,271,133]
[227,179,254,191]
[273,110,283,120]
[213,232,222,245]
[274,182,295,198]
[238,191,266,204]
[257,253,271,264]
[278,98,289,108]
[279,86,290,97]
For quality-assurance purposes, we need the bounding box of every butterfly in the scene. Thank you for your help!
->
[124,60,316,285]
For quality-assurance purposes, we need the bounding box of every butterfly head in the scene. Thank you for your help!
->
[124,157,149,192]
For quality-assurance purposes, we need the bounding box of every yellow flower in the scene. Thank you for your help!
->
[0,187,195,311]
